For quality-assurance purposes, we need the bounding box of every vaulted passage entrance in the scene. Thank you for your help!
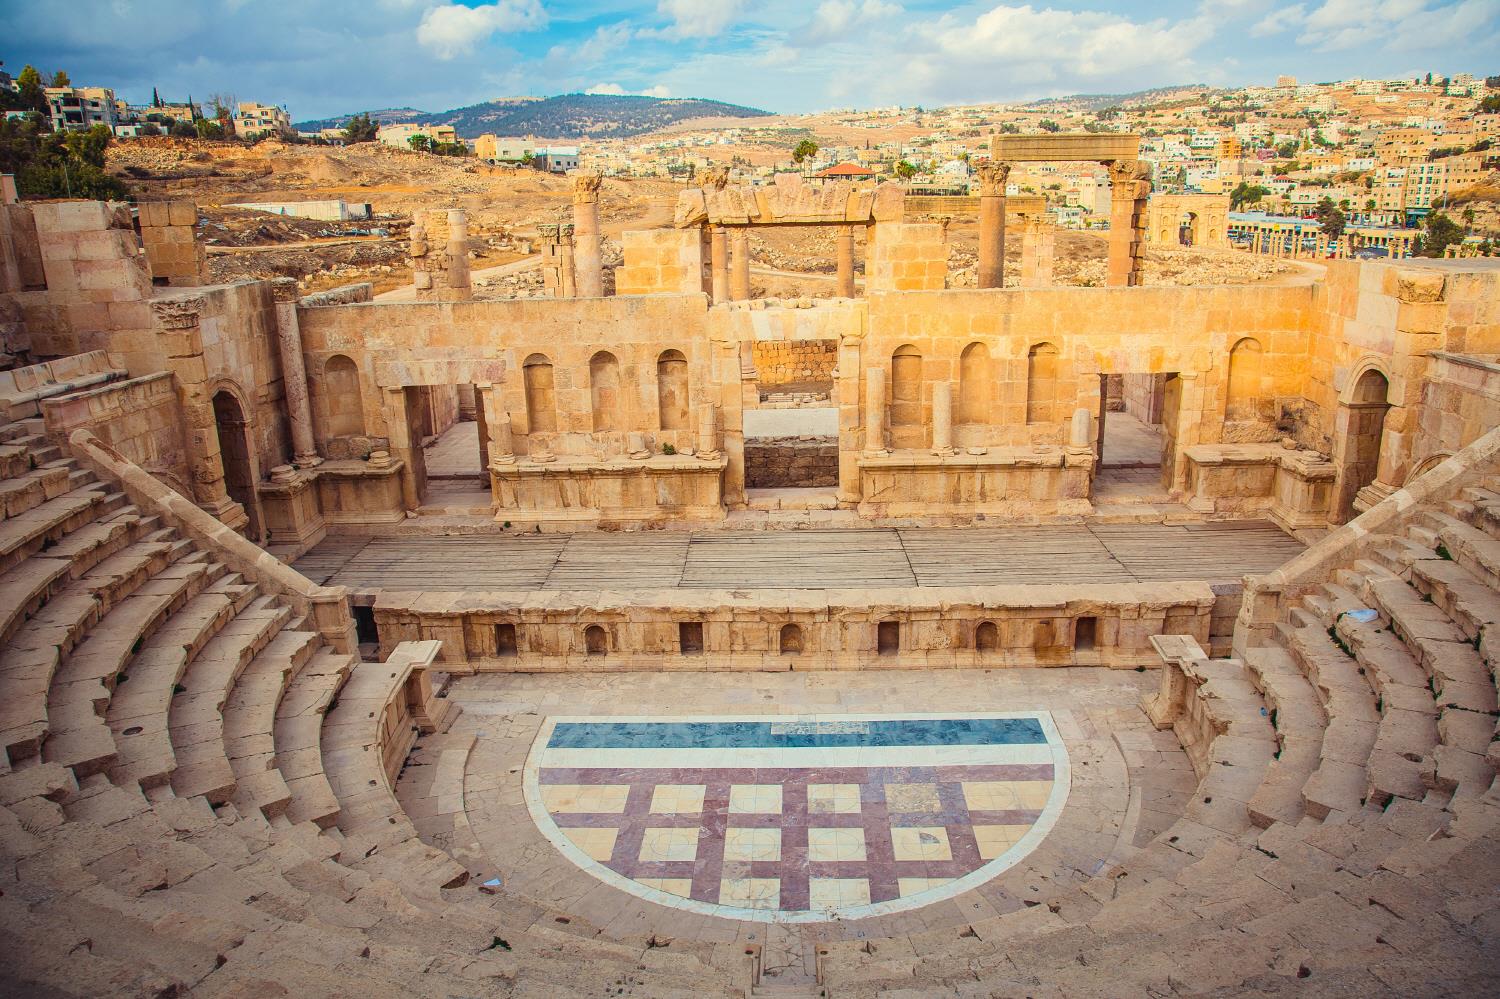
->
[212,389,261,541]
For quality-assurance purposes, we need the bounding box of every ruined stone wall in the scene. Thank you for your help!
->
[296,294,722,462]
[1303,263,1500,486]
[743,437,839,488]
[41,371,191,497]
[750,340,838,391]
[138,200,207,287]
[1406,352,1500,481]
[866,222,948,293]
[20,201,152,362]
[858,284,1317,452]
[615,229,707,296]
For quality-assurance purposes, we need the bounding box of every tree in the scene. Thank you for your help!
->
[151,87,161,108]
[1230,181,1270,210]
[169,121,197,139]
[50,70,70,87]
[1038,119,1061,132]
[893,159,917,180]
[791,138,818,164]
[1481,94,1500,114]
[1315,197,1346,240]
[1276,139,1298,158]
[342,113,378,143]
[138,122,162,137]
[0,120,127,199]
[1418,211,1463,257]
[16,65,45,115]
[408,134,431,152]
[194,117,224,140]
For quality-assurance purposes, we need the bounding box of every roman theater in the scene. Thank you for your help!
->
[0,134,1497,996]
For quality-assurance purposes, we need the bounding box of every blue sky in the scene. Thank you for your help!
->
[2,0,1496,121]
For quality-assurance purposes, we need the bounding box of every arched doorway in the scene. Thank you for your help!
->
[1177,211,1199,247]
[1332,367,1391,522]
[212,389,261,539]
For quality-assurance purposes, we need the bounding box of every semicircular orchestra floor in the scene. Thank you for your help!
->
[397,668,1195,945]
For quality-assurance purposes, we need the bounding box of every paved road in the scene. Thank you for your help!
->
[294,521,1305,593]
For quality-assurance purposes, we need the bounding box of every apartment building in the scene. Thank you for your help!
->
[44,87,119,132]
[233,102,291,136]
[378,123,459,149]
[474,135,536,162]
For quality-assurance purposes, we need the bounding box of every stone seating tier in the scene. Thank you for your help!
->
[0,412,1497,995]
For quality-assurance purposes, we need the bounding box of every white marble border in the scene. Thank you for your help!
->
[521,711,1072,924]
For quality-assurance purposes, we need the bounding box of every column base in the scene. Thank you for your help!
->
[199,495,249,533]
[294,453,324,468]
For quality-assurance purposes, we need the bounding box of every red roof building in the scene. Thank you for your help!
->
[814,163,877,179]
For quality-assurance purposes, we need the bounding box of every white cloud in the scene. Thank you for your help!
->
[1250,4,1306,36]
[1296,0,1497,50]
[916,5,1215,83]
[657,0,744,39]
[586,82,671,98]
[417,0,547,59]
[804,0,902,43]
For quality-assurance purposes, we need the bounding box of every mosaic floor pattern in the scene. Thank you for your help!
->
[524,713,1070,922]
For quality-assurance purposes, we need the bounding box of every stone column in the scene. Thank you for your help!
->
[975,161,1011,289]
[383,386,420,512]
[864,367,888,454]
[1106,160,1150,287]
[1020,215,1043,287]
[151,295,248,531]
[571,172,604,298]
[710,225,729,303]
[729,228,751,300]
[560,224,577,299]
[835,226,856,298]
[931,381,955,456]
[446,209,472,300]
[696,403,720,459]
[473,383,491,469]
[270,278,321,467]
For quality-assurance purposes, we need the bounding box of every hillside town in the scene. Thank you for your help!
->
[4,61,1498,267]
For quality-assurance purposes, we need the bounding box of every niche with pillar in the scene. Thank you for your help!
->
[589,351,621,432]
[890,345,923,446]
[657,349,689,431]
[1025,342,1059,424]
[958,342,993,426]
[523,354,557,433]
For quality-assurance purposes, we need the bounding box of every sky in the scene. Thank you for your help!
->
[1,0,1496,121]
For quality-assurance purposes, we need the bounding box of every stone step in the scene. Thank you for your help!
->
[0,481,112,576]
[1423,510,1500,592]
[0,534,198,766]
[1409,555,1500,647]
[224,602,309,821]
[1242,646,1324,828]
[42,557,221,779]
[276,648,354,829]
[1361,574,1497,714]
[1282,622,1378,819]
[0,464,73,520]
[170,623,315,806]
[105,578,253,790]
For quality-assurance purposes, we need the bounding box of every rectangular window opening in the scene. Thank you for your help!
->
[679,621,704,654]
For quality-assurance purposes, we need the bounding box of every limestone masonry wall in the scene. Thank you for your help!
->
[751,340,838,390]
[41,371,191,496]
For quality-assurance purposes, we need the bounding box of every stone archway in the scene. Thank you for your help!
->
[212,388,262,540]
[1331,365,1391,523]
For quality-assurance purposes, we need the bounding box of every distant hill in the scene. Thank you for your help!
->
[299,94,772,140]
[1022,85,1215,111]
[293,108,427,132]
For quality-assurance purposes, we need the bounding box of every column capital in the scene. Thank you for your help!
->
[151,293,206,330]
[975,160,1011,197]
[270,277,301,304]
[572,171,602,205]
